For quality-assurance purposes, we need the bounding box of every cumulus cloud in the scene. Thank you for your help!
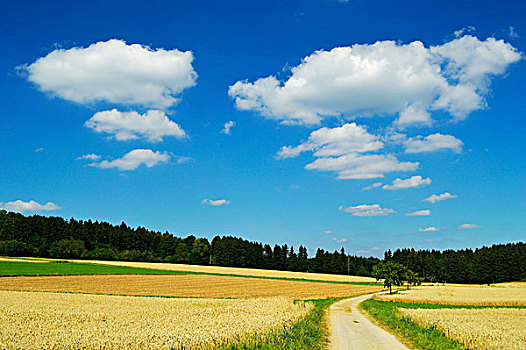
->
[423,192,457,203]
[405,210,431,216]
[419,226,439,232]
[332,237,348,243]
[21,39,197,109]
[306,153,418,179]
[76,153,101,161]
[458,223,481,229]
[276,123,382,159]
[220,121,236,135]
[1,200,61,212]
[276,123,417,179]
[201,199,231,206]
[89,149,170,171]
[85,109,186,142]
[404,133,463,153]
[382,175,431,190]
[339,204,396,216]
[229,35,521,126]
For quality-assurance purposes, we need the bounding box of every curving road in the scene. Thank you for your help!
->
[329,293,409,350]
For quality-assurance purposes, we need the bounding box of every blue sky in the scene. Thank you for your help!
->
[1,0,525,257]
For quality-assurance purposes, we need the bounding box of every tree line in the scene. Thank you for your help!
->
[0,210,524,283]
[385,244,526,284]
[0,210,379,276]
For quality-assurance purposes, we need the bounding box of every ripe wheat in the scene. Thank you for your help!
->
[0,274,382,299]
[0,290,313,350]
[376,284,526,306]
[400,307,526,350]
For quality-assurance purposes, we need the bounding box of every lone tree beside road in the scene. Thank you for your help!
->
[373,261,417,294]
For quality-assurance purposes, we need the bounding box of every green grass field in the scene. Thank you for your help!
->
[0,260,188,277]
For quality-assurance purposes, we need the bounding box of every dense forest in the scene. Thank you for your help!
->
[1,210,524,283]
[0,210,378,276]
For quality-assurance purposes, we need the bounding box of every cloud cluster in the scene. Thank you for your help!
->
[404,133,463,153]
[22,39,197,109]
[424,192,457,203]
[277,123,383,159]
[89,149,170,171]
[382,175,431,190]
[230,35,521,126]
[85,109,186,142]
[339,204,396,216]
[1,200,61,213]
[277,123,417,179]
[201,199,231,206]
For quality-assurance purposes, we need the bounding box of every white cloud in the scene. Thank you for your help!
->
[324,230,333,234]
[34,147,44,153]
[371,247,382,251]
[405,210,431,216]
[339,204,396,217]
[362,182,383,191]
[201,199,231,206]
[21,39,197,109]
[423,192,457,203]
[229,35,521,126]
[1,200,61,213]
[306,153,418,179]
[382,175,431,190]
[419,226,439,232]
[276,123,417,179]
[276,123,382,159]
[332,237,348,243]
[458,223,481,229]
[404,133,463,153]
[220,121,236,135]
[89,149,170,171]
[76,153,101,161]
[356,249,371,254]
[85,109,186,142]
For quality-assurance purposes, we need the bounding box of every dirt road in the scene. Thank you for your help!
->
[329,293,409,350]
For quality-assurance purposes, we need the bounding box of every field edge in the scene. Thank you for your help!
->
[359,299,467,350]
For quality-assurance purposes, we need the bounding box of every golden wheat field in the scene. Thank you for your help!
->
[67,259,376,283]
[376,284,526,306]
[400,307,526,350]
[0,290,312,350]
[0,274,382,299]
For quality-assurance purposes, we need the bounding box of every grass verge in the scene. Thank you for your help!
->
[221,298,334,350]
[360,299,466,350]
